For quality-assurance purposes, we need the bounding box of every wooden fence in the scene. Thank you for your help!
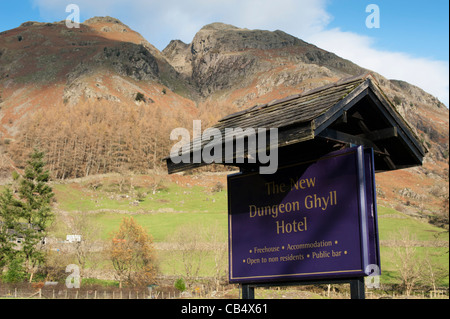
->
[0,286,185,299]
[1,284,447,299]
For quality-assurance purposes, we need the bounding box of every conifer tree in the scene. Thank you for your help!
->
[0,149,54,282]
[18,150,54,282]
[0,188,20,274]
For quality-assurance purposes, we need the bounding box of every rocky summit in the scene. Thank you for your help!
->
[0,17,448,222]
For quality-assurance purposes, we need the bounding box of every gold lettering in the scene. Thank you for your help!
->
[290,177,316,190]
[304,191,337,211]
[265,181,288,195]
[304,195,313,209]
[249,201,300,219]
[271,205,278,218]
[263,205,271,217]
[285,202,291,212]
[249,205,257,218]
[276,217,308,235]
[306,178,316,188]
[314,194,322,209]
[290,178,299,190]
[265,182,274,195]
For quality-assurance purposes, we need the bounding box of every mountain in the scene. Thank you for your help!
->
[163,22,364,103]
[0,17,197,133]
[0,17,199,178]
[0,18,448,223]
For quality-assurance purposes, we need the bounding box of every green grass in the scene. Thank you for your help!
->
[380,246,449,286]
[81,278,119,287]
[377,206,448,242]
[52,179,228,242]
[88,210,227,242]
[157,249,227,277]
[53,181,228,214]
[376,206,449,286]
[49,175,449,287]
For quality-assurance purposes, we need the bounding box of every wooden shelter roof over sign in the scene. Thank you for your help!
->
[165,74,426,174]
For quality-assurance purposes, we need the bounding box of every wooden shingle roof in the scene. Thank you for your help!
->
[166,74,426,174]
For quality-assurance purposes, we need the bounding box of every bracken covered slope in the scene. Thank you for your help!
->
[0,18,448,223]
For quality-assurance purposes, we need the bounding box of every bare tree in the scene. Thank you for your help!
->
[69,212,104,277]
[390,228,421,296]
[167,222,228,291]
[419,235,448,295]
[167,224,209,287]
[205,221,228,290]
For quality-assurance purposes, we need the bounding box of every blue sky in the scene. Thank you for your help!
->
[0,0,448,105]
[326,0,448,61]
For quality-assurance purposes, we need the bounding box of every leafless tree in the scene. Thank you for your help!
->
[390,228,421,296]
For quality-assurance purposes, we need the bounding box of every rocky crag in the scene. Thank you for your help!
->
[0,18,448,223]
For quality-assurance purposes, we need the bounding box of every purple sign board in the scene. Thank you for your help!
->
[228,146,380,284]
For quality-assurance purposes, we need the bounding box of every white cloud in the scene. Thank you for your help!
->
[32,0,448,105]
[32,0,129,19]
[305,29,449,106]
[32,0,331,46]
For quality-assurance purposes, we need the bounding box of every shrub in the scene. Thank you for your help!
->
[393,95,402,106]
[174,278,186,292]
[3,258,27,283]
[212,182,224,193]
[135,92,145,102]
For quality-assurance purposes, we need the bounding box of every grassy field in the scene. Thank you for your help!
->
[51,177,228,242]
[376,206,449,286]
[49,173,448,288]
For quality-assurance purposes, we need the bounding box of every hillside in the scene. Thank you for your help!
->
[0,17,448,225]
[0,17,199,178]
[46,172,448,289]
